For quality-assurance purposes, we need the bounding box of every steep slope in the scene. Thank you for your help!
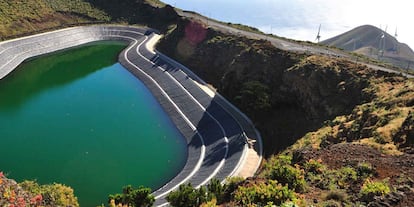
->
[158,19,414,156]
[322,25,414,70]
[158,19,414,206]
[1,1,414,205]
[0,0,178,40]
[0,0,110,38]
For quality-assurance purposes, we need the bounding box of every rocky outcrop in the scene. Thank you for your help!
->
[394,111,414,153]
[282,56,371,119]
[158,20,381,155]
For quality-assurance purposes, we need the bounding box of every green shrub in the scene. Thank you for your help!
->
[207,178,224,203]
[360,179,391,202]
[338,167,357,182]
[356,162,376,179]
[306,166,358,191]
[303,159,325,174]
[222,176,244,202]
[280,202,299,207]
[166,178,245,206]
[336,167,358,188]
[264,155,306,192]
[166,183,208,207]
[108,185,154,207]
[200,198,218,207]
[233,180,296,206]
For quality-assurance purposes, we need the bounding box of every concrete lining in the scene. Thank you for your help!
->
[0,25,262,206]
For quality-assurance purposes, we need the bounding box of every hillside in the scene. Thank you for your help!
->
[0,0,109,38]
[322,25,414,70]
[158,19,414,206]
[0,0,177,40]
[1,1,414,206]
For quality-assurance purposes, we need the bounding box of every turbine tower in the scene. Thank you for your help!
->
[315,24,321,43]
[394,27,398,38]
[379,25,387,57]
[394,27,399,54]
[384,25,388,55]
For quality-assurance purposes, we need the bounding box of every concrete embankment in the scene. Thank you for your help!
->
[0,25,262,206]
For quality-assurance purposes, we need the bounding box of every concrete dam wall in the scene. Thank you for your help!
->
[0,25,262,206]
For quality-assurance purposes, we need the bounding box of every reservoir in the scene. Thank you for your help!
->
[0,41,187,206]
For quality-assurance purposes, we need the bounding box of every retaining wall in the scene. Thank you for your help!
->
[0,25,262,206]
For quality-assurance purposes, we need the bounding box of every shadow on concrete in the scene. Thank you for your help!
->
[193,96,245,168]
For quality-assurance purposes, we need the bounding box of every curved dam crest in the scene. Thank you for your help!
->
[0,25,262,206]
[0,42,187,206]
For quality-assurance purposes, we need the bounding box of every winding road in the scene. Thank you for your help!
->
[179,10,414,79]
[0,25,262,206]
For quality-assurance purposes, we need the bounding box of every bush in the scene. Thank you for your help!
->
[166,183,208,207]
[306,166,358,190]
[206,178,224,203]
[337,167,357,182]
[356,162,376,179]
[108,185,154,207]
[303,159,325,174]
[166,178,245,206]
[222,177,244,202]
[306,172,328,190]
[20,181,79,207]
[336,167,358,188]
[264,155,306,192]
[360,179,391,202]
[233,180,296,206]
[200,198,218,207]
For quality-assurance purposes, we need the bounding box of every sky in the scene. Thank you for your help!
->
[161,0,414,49]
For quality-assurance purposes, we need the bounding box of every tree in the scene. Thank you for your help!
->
[109,185,154,207]
[166,183,208,207]
[206,178,224,203]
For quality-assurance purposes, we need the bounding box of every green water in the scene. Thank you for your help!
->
[0,41,187,206]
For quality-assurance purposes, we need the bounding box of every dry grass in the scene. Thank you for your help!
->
[0,0,110,39]
[290,126,336,150]
[144,0,166,7]
[286,57,414,156]
[376,113,407,141]
[357,138,403,155]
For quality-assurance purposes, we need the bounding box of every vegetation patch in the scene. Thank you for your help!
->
[108,185,154,207]
[360,179,391,202]
[233,180,297,206]
[0,172,79,207]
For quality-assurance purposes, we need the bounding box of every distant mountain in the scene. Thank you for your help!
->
[322,25,414,70]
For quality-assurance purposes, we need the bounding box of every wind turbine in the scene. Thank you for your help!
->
[394,27,398,38]
[379,25,387,57]
[394,27,399,54]
[384,25,388,51]
[315,24,321,43]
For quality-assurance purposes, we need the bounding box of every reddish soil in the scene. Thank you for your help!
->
[303,143,414,206]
